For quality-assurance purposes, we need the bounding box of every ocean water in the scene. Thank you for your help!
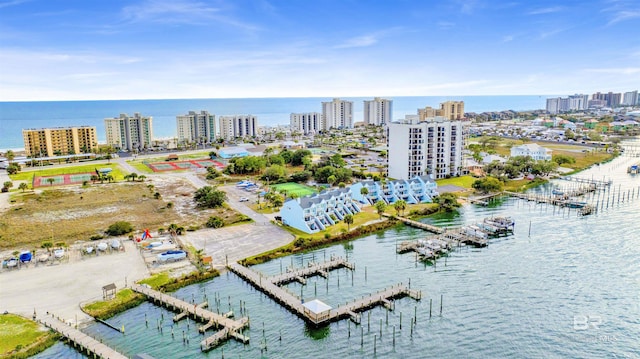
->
[32,145,640,358]
[0,96,546,150]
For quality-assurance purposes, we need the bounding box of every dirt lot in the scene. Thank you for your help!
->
[0,176,244,250]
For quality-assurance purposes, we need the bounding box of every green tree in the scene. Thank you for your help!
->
[343,214,354,231]
[106,221,134,236]
[262,165,287,182]
[46,178,55,186]
[194,186,227,208]
[5,150,14,163]
[206,216,225,228]
[374,200,386,219]
[360,187,369,197]
[393,199,407,216]
[7,163,20,175]
[472,177,504,194]
[3,181,13,190]
[291,149,312,166]
[434,193,461,212]
[552,154,576,165]
[327,175,337,186]
[18,182,28,192]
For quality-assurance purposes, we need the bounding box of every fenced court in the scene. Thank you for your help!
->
[33,172,94,187]
[271,182,317,197]
[146,159,225,172]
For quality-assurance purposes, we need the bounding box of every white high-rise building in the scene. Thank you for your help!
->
[322,98,353,130]
[176,110,216,144]
[388,117,464,180]
[290,112,323,135]
[622,91,639,106]
[104,113,153,151]
[568,94,588,110]
[363,97,393,126]
[546,98,561,114]
[219,115,258,141]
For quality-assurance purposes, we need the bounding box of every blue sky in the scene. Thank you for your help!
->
[0,0,639,100]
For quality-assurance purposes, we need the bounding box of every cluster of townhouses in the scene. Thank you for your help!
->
[280,175,439,234]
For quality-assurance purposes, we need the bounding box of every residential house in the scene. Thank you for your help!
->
[280,188,361,234]
[510,143,552,161]
[350,175,438,205]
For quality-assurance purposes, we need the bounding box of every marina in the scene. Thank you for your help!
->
[130,284,250,351]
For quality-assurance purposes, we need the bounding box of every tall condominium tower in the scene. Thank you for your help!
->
[104,113,153,151]
[322,98,353,130]
[22,126,97,157]
[388,117,464,180]
[290,112,323,135]
[363,97,393,126]
[219,115,258,141]
[176,110,216,144]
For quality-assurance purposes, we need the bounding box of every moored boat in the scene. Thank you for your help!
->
[157,250,187,262]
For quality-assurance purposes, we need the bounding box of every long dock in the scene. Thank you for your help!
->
[130,284,249,351]
[270,257,355,286]
[228,261,421,326]
[38,313,128,359]
[386,214,445,234]
[558,176,612,188]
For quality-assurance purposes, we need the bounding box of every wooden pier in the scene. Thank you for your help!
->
[468,192,504,206]
[130,284,250,351]
[271,257,355,285]
[505,191,590,208]
[558,176,612,189]
[38,313,128,359]
[386,214,445,234]
[228,261,421,326]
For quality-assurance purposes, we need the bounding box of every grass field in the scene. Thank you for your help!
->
[0,313,54,356]
[271,182,317,197]
[436,175,476,189]
[9,164,125,182]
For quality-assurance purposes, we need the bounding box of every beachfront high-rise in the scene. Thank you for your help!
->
[104,113,153,151]
[388,116,464,180]
[363,97,393,126]
[622,91,639,106]
[290,112,323,135]
[22,126,97,157]
[418,101,465,121]
[219,115,258,141]
[176,110,216,145]
[322,98,353,130]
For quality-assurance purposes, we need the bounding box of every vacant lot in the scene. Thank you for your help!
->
[0,177,245,250]
[9,163,125,182]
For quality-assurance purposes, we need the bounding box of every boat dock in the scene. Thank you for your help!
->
[558,176,612,189]
[271,257,355,286]
[386,214,445,234]
[468,192,504,206]
[38,313,128,359]
[505,191,590,208]
[130,284,250,351]
[228,260,421,326]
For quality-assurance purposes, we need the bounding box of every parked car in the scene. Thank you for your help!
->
[239,197,249,202]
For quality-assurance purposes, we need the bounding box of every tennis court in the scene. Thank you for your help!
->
[33,172,94,187]
[146,159,225,172]
[271,182,317,197]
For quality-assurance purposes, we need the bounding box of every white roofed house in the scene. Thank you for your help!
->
[510,143,552,161]
[280,188,361,234]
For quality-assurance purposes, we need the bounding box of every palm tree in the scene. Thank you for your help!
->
[393,199,407,216]
[343,214,354,231]
[6,150,14,163]
[18,183,28,192]
[46,178,55,186]
[106,174,114,183]
[138,175,146,182]
[374,200,386,219]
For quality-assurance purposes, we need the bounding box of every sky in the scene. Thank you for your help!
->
[0,0,639,101]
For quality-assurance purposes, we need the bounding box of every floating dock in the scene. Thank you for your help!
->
[130,284,250,351]
[385,214,445,234]
[38,313,128,359]
[228,258,421,326]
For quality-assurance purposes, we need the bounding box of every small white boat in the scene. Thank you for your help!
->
[38,254,49,262]
[150,242,177,252]
[97,242,108,251]
[157,250,187,262]
[111,239,121,249]
[85,246,94,254]
[53,249,65,258]
[6,258,18,267]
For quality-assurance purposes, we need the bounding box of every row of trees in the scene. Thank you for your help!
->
[483,156,558,180]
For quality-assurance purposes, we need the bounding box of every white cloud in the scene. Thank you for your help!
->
[607,10,640,25]
[502,34,515,43]
[437,21,456,29]
[527,6,564,15]
[335,35,378,49]
[584,67,640,75]
[0,0,29,9]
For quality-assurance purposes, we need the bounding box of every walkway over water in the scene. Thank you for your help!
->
[384,214,445,234]
[130,284,249,351]
[228,260,421,326]
[38,313,128,359]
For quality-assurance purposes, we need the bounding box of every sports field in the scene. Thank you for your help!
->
[33,172,94,187]
[146,159,225,172]
[271,182,317,197]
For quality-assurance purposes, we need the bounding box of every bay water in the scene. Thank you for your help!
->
[32,142,640,358]
[0,96,546,150]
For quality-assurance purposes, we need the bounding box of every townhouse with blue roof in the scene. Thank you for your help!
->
[280,188,362,234]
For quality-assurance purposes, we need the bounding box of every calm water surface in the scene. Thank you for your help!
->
[34,147,640,358]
